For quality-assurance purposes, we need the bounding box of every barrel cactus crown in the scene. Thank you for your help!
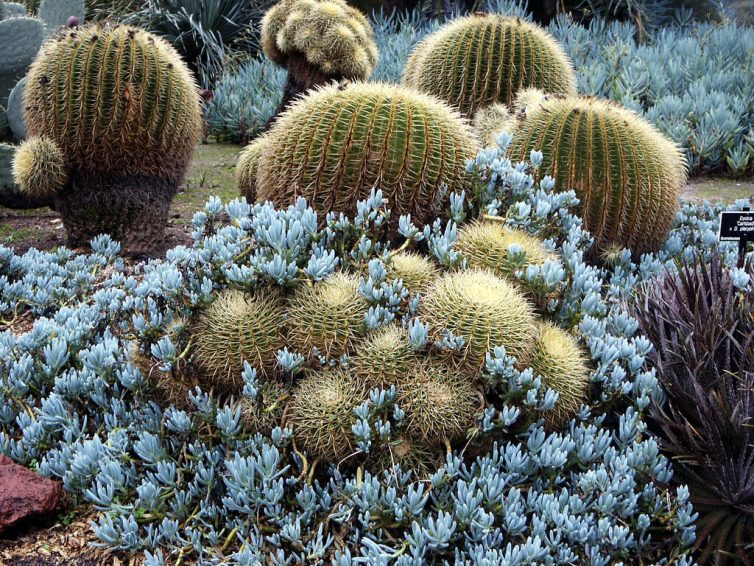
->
[257,82,478,234]
[421,269,539,374]
[386,252,440,293]
[24,23,202,184]
[286,272,368,358]
[509,96,687,253]
[350,324,416,389]
[456,220,555,278]
[402,14,577,118]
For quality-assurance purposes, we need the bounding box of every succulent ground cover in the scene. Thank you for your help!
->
[2,139,741,563]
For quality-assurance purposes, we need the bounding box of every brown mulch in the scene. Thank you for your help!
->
[0,510,142,566]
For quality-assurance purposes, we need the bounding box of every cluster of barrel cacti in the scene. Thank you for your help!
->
[11,23,202,254]
[133,221,591,472]
[239,9,685,256]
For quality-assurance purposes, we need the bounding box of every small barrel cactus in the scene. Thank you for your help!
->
[286,272,368,358]
[287,368,367,461]
[191,289,287,392]
[257,82,478,235]
[385,252,440,294]
[402,14,577,118]
[12,135,67,198]
[421,269,538,374]
[456,220,555,277]
[0,141,51,208]
[509,96,687,253]
[397,360,479,444]
[528,322,590,428]
[261,0,378,115]
[236,134,270,203]
[350,324,416,389]
[473,103,514,147]
[16,23,202,254]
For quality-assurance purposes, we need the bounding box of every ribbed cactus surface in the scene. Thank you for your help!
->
[257,83,478,232]
[236,134,270,203]
[403,14,577,118]
[24,24,202,184]
[262,0,378,81]
[509,97,686,253]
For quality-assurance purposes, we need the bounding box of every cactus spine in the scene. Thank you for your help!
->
[257,82,478,235]
[17,23,202,253]
[509,96,686,253]
[403,14,577,118]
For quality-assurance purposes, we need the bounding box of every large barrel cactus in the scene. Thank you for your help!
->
[256,82,478,234]
[509,96,687,254]
[261,0,378,115]
[15,23,203,254]
[402,14,577,118]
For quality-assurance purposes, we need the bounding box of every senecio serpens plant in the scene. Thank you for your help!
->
[0,138,711,564]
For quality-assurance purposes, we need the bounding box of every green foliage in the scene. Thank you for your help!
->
[403,13,577,117]
[38,0,83,31]
[509,95,687,254]
[6,76,25,140]
[0,16,43,102]
[257,82,478,234]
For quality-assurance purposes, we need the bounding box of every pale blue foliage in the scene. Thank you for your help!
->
[9,139,754,562]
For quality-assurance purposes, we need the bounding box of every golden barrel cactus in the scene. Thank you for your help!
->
[16,23,202,254]
[509,96,687,253]
[257,82,478,234]
[403,14,577,118]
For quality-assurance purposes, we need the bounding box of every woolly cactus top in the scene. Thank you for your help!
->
[261,0,378,80]
[403,14,577,117]
[23,23,202,184]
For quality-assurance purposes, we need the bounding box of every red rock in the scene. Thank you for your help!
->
[0,455,63,534]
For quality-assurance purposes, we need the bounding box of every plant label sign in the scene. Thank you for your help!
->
[719,208,754,267]
[719,210,754,242]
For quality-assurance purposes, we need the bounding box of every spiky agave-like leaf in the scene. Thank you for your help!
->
[257,82,478,235]
[456,220,555,278]
[236,134,270,203]
[397,360,479,444]
[24,23,202,185]
[421,269,538,374]
[350,324,416,389]
[261,0,378,80]
[12,136,67,198]
[386,251,440,294]
[528,321,591,428]
[192,289,286,392]
[286,272,368,358]
[287,368,367,461]
[402,14,577,118]
[509,96,687,254]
